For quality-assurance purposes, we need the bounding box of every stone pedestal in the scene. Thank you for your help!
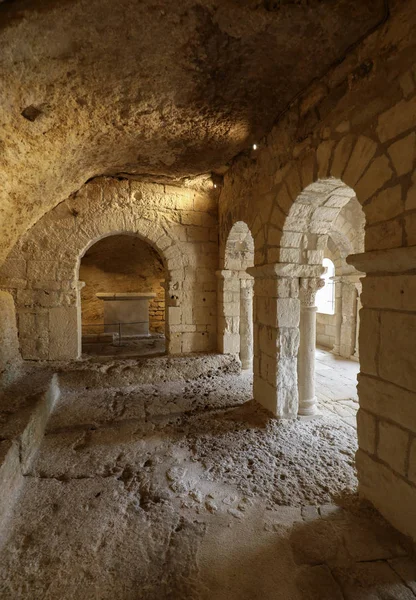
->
[239,278,254,370]
[96,292,156,337]
[298,277,324,417]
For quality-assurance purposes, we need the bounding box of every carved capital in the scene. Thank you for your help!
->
[299,277,325,307]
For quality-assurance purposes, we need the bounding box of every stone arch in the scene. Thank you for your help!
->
[279,177,366,416]
[0,179,205,360]
[76,230,170,356]
[217,221,255,370]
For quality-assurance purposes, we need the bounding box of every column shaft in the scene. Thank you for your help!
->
[298,277,324,417]
[239,279,253,370]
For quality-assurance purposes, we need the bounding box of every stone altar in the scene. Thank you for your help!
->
[96,292,156,337]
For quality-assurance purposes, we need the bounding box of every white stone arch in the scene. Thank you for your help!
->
[0,179,198,360]
[217,221,255,369]
[265,176,365,418]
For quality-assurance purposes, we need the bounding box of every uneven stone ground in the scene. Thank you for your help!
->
[1,352,415,599]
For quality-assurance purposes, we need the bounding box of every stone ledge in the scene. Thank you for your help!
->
[247,263,325,279]
[347,246,416,274]
[0,373,60,533]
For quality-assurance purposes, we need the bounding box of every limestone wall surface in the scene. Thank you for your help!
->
[0,178,218,358]
[218,0,416,540]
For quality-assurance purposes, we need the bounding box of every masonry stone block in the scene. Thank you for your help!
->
[49,306,79,360]
[357,450,416,542]
[388,132,415,177]
[358,309,379,377]
[379,311,416,393]
[377,419,409,476]
[356,409,376,455]
[377,96,416,143]
[359,374,416,434]
[343,136,378,187]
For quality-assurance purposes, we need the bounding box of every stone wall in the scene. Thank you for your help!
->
[0,178,218,358]
[218,1,416,540]
[79,234,165,334]
[0,291,21,383]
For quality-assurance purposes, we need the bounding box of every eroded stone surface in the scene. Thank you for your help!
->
[0,365,412,600]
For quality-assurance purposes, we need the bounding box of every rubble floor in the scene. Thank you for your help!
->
[1,350,415,599]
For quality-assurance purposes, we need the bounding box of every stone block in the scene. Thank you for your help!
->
[362,274,416,311]
[343,136,378,188]
[365,218,402,252]
[253,374,297,418]
[379,311,416,393]
[378,419,409,476]
[49,306,79,360]
[285,167,302,201]
[181,331,210,353]
[377,96,416,143]
[357,409,377,455]
[316,140,335,179]
[331,135,354,178]
[358,374,416,434]
[358,309,379,377]
[356,449,416,542]
[388,132,415,177]
[0,259,26,280]
[363,185,403,225]
[20,335,49,360]
[355,155,393,204]
[168,306,181,326]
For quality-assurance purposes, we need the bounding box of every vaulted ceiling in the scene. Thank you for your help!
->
[0,0,386,259]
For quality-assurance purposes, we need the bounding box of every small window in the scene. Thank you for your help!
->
[316,258,335,315]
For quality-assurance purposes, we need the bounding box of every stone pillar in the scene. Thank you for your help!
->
[216,269,241,356]
[298,277,324,417]
[75,281,85,359]
[332,276,342,356]
[353,280,362,361]
[239,278,254,370]
[339,273,363,358]
[247,263,324,418]
[347,246,416,543]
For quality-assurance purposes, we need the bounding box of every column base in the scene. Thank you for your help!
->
[241,359,253,370]
[298,396,318,417]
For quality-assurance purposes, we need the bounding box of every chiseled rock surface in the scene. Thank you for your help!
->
[0,0,385,260]
[1,367,413,599]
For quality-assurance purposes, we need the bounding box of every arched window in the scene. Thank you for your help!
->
[316,258,335,315]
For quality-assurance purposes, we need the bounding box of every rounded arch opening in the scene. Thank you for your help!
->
[78,232,167,358]
[220,221,255,370]
[280,177,365,419]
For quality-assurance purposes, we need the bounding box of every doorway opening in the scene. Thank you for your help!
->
[223,221,255,370]
[79,234,166,358]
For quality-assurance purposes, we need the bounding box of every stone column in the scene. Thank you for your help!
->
[216,269,241,355]
[298,277,324,417]
[353,280,363,361]
[332,276,342,356]
[239,278,254,370]
[339,273,363,358]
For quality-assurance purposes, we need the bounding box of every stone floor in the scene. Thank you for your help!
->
[316,347,360,428]
[0,351,415,599]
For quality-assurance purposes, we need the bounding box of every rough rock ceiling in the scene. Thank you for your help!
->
[0,0,385,258]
